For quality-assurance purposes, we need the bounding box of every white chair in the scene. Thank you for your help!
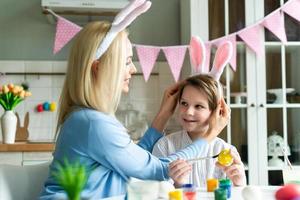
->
[0,162,50,200]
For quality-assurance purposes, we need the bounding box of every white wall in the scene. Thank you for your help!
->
[0,61,181,142]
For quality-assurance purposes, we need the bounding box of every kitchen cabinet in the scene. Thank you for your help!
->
[0,143,54,165]
[180,0,300,185]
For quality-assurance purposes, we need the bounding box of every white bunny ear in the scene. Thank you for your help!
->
[113,0,146,25]
[189,36,206,75]
[209,41,233,80]
[95,0,151,59]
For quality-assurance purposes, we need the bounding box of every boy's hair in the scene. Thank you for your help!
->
[57,21,127,131]
[178,74,222,111]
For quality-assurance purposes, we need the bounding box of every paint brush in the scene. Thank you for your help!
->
[187,154,219,163]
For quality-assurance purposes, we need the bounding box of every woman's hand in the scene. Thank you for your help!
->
[203,98,230,142]
[152,81,184,132]
[169,159,191,188]
[216,150,247,186]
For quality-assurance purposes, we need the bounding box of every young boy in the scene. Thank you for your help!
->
[153,74,247,187]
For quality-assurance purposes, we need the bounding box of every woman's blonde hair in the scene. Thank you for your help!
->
[56,21,128,132]
[178,74,222,111]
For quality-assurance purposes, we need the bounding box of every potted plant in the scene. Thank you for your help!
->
[0,83,31,144]
[53,159,89,200]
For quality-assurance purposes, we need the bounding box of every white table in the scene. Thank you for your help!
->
[197,186,280,200]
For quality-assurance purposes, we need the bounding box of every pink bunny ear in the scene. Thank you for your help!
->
[209,41,233,80]
[189,36,206,74]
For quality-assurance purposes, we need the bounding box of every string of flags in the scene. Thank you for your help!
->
[50,0,300,82]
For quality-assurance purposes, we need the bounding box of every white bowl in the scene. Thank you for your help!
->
[267,88,295,104]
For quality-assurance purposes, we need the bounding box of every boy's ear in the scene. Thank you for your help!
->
[92,60,100,74]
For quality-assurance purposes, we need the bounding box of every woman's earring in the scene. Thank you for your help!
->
[91,60,100,76]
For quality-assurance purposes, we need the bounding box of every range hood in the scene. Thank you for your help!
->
[42,0,129,19]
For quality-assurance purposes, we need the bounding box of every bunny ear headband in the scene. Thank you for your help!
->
[189,36,233,97]
[94,0,151,60]
[189,36,233,80]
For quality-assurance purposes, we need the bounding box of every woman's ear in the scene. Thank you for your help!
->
[92,60,100,74]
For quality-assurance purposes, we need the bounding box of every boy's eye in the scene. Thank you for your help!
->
[195,105,204,109]
[180,101,188,106]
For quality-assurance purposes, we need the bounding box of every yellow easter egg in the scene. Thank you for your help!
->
[50,102,56,111]
[218,149,233,166]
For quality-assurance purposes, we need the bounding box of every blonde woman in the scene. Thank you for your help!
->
[39,20,230,200]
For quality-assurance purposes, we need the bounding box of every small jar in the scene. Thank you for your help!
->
[207,178,219,192]
[219,178,232,198]
[214,188,227,200]
[169,189,183,200]
[181,184,196,200]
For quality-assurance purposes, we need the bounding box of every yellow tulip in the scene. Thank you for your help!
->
[8,83,14,91]
[25,91,32,97]
[13,86,21,94]
[19,90,25,98]
[3,85,9,94]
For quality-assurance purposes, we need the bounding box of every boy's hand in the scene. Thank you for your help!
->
[216,150,247,186]
[169,159,191,188]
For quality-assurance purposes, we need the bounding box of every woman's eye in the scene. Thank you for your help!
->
[126,59,132,66]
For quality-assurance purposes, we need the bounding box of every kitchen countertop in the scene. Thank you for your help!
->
[0,142,55,152]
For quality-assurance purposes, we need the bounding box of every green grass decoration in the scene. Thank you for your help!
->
[53,159,89,200]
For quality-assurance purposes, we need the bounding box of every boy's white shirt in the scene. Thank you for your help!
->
[152,130,239,187]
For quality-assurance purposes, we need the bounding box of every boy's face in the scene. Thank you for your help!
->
[178,85,212,135]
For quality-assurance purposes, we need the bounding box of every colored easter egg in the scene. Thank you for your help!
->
[37,104,43,112]
[50,102,56,111]
[275,184,300,200]
[218,149,233,166]
[43,102,50,111]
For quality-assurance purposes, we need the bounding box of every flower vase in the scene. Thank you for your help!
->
[1,110,17,144]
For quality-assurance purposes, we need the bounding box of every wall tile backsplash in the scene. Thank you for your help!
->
[0,61,181,142]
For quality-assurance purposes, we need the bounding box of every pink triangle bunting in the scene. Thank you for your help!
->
[53,17,82,54]
[135,45,161,82]
[238,25,265,57]
[282,0,300,22]
[227,35,237,71]
[212,35,237,71]
[262,11,287,43]
[162,46,187,82]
